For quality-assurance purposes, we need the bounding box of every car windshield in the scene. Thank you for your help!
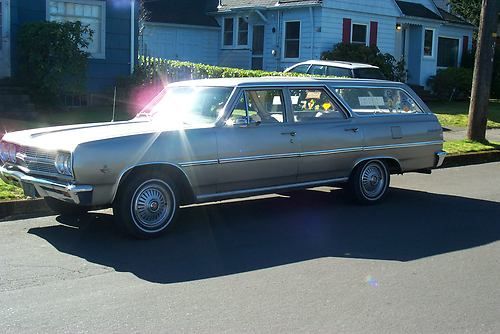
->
[147,86,233,125]
[353,68,386,80]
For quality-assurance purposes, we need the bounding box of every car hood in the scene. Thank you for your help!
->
[1,119,188,152]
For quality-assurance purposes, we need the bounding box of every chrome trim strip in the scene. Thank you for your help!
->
[219,152,301,164]
[301,146,364,157]
[364,140,443,152]
[196,177,349,202]
[179,159,219,167]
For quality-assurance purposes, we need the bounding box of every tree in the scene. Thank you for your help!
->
[467,0,498,142]
[449,0,482,26]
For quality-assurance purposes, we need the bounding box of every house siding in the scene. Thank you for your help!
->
[141,23,219,65]
[9,0,136,93]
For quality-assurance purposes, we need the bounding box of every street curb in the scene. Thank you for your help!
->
[1,151,500,221]
[440,150,500,168]
[0,198,54,222]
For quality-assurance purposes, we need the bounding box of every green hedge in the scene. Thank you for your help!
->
[428,67,473,101]
[136,56,304,84]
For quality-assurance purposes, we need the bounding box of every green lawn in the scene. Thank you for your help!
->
[443,140,500,155]
[0,179,25,201]
[428,100,500,129]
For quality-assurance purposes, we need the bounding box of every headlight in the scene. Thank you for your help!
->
[0,141,8,162]
[54,152,73,176]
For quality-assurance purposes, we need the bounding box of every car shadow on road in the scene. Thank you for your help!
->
[28,188,500,284]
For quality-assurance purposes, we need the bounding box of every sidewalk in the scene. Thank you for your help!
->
[443,127,500,142]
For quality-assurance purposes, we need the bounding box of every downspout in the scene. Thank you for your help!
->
[309,7,314,59]
[130,0,135,74]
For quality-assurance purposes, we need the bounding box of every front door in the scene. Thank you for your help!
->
[0,0,11,79]
[251,25,264,70]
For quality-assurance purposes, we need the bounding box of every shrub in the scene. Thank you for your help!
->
[428,67,473,100]
[321,43,405,81]
[17,21,93,104]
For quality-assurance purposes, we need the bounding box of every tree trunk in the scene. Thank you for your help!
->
[467,0,498,142]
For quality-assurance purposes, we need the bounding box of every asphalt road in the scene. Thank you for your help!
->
[1,162,499,333]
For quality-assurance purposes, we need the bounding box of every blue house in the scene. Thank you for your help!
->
[0,0,138,93]
[142,0,473,88]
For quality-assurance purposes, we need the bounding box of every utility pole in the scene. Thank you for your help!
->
[467,0,498,142]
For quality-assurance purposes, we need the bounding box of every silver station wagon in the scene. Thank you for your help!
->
[0,77,446,238]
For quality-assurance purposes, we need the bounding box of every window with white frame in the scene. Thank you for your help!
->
[222,16,249,48]
[223,17,234,46]
[424,29,434,57]
[48,0,106,59]
[351,23,367,45]
[238,17,248,46]
[284,21,300,59]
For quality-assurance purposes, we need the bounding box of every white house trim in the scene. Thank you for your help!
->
[282,20,301,61]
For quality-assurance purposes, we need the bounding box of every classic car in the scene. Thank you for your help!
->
[0,77,446,238]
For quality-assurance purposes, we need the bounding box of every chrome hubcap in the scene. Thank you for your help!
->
[132,180,173,230]
[361,163,385,198]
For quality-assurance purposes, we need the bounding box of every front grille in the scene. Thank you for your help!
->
[16,146,59,175]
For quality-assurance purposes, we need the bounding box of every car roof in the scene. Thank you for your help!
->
[168,76,400,88]
[289,60,380,69]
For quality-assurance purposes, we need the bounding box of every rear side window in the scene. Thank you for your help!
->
[309,65,327,76]
[326,66,352,77]
[289,88,345,122]
[353,68,386,79]
[335,87,424,116]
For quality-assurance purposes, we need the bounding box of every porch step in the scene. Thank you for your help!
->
[0,85,37,119]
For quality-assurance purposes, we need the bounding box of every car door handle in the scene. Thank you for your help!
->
[281,131,296,136]
[344,127,359,133]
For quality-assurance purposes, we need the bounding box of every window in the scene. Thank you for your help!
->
[238,17,248,46]
[437,37,459,67]
[288,64,310,74]
[309,65,327,76]
[327,67,352,77]
[48,0,106,59]
[424,29,434,57]
[223,18,234,46]
[290,88,344,122]
[228,90,285,125]
[284,21,300,59]
[335,87,423,116]
[352,24,367,45]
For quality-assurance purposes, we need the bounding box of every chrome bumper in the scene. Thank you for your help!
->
[0,165,93,205]
[435,151,447,168]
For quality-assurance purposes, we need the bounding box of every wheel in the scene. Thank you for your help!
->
[348,160,390,204]
[113,172,179,238]
[44,197,89,216]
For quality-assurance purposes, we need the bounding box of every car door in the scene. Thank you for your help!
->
[287,86,364,181]
[216,88,299,193]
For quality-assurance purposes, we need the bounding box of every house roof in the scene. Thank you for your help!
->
[144,0,219,26]
[437,8,474,26]
[395,1,443,21]
[216,0,322,11]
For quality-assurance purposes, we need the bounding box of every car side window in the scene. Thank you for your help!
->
[290,88,345,122]
[308,65,326,76]
[335,87,424,116]
[326,66,352,78]
[228,89,286,125]
[289,64,310,74]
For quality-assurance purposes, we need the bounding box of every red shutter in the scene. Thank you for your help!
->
[342,18,352,44]
[370,21,378,47]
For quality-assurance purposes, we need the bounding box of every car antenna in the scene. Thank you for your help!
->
[111,86,117,122]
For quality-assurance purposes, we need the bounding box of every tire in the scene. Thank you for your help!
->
[44,197,89,216]
[348,160,390,204]
[113,172,179,239]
